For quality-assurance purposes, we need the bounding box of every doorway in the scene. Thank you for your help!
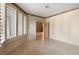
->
[36,22,44,40]
[36,22,49,40]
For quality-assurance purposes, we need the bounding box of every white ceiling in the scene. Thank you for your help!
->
[16,3,79,17]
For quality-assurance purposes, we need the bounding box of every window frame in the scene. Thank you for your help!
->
[6,5,17,40]
[0,3,28,46]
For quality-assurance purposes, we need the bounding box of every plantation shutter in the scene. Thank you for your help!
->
[6,5,16,39]
[0,3,6,45]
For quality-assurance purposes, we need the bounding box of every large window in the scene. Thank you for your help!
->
[18,12,23,36]
[0,3,5,45]
[0,3,27,47]
[6,5,16,39]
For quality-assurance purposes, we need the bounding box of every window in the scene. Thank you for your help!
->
[24,15,27,34]
[18,12,23,36]
[0,3,5,45]
[6,5,16,39]
[0,4,27,47]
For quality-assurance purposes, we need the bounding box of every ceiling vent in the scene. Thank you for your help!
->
[45,5,49,8]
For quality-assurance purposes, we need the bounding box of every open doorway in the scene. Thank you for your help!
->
[36,22,49,40]
[36,22,44,40]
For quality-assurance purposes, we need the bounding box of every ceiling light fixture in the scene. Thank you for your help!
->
[45,5,49,8]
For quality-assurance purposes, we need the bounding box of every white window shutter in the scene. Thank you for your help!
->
[6,5,16,39]
[0,3,6,46]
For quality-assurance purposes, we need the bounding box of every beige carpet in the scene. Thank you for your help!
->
[7,39,79,55]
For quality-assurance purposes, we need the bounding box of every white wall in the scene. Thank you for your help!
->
[46,9,79,45]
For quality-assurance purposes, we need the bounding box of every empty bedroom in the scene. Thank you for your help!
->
[0,3,79,55]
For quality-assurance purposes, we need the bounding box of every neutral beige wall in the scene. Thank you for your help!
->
[28,15,36,40]
[44,22,49,40]
[28,15,45,40]
[46,9,79,45]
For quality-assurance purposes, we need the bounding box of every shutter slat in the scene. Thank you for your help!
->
[6,5,16,39]
[0,3,6,45]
